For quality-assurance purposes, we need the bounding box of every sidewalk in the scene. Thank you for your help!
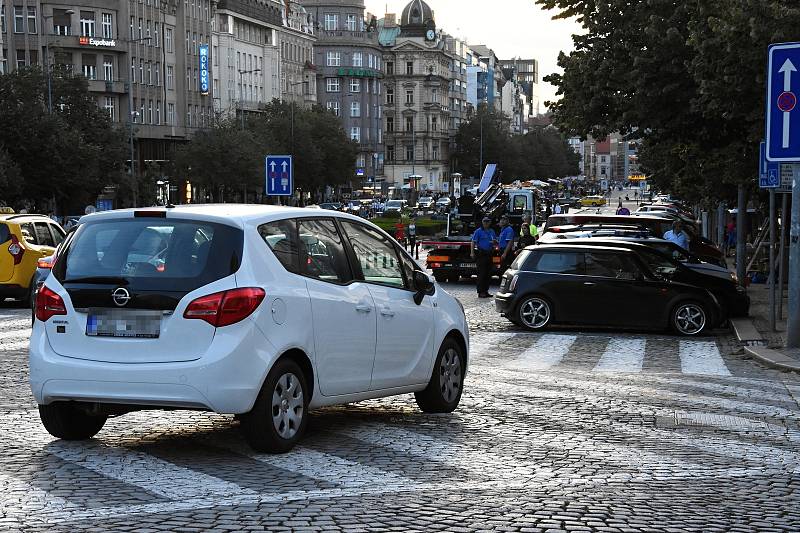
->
[730,283,800,372]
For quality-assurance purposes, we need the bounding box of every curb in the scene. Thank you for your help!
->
[730,318,800,373]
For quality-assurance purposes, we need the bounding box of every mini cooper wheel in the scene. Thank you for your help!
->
[672,301,707,336]
[241,359,308,453]
[38,402,107,440]
[517,296,551,330]
[415,338,465,413]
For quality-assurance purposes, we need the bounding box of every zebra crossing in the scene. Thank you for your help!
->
[0,315,31,352]
[470,330,734,376]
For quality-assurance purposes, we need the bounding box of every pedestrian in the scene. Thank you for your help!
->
[407,216,417,257]
[498,215,515,274]
[616,199,630,215]
[544,201,552,219]
[553,202,562,215]
[471,217,497,298]
[663,220,690,250]
[725,217,736,257]
[517,224,537,252]
[522,213,540,244]
[394,220,405,246]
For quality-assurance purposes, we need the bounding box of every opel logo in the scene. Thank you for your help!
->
[112,288,131,307]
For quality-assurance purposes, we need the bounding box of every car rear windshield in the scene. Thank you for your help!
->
[53,218,243,292]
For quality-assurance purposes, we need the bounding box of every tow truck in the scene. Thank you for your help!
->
[422,183,544,282]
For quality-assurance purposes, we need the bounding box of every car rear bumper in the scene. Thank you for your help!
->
[728,290,751,318]
[494,292,516,315]
[28,320,278,414]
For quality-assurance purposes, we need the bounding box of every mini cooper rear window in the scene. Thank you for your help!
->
[54,219,243,292]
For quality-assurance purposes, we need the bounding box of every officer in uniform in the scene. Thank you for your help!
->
[498,215,516,274]
[471,217,497,298]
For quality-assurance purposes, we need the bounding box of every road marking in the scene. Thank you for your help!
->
[469,332,515,358]
[517,334,577,370]
[679,340,731,376]
[593,338,646,373]
[0,326,31,341]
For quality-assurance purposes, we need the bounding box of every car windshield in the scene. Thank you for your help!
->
[386,201,403,208]
[56,218,243,292]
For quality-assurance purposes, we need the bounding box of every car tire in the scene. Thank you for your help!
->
[415,338,465,413]
[447,274,460,283]
[241,359,308,453]
[517,295,552,331]
[671,301,708,336]
[433,272,448,283]
[38,402,107,440]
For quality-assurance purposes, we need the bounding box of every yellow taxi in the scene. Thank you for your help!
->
[579,195,608,207]
[0,209,66,304]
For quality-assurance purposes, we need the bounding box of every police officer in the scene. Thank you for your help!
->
[471,216,497,298]
[498,215,515,274]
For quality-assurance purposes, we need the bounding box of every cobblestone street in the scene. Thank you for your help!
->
[1,286,799,532]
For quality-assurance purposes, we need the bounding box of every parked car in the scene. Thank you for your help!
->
[579,195,607,207]
[0,212,66,305]
[30,205,468,453]
[542,238,748,317]
[383,200,407,215]
[495,244,723,335]
[417,197,434,209]
[436,197,452,209]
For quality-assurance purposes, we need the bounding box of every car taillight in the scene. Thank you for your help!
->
[510,274,519,292]
[35,286,67,322]
[8,235,23,265]
[184,288,265,327]
[37,257,54,269]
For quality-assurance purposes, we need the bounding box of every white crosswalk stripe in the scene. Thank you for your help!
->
[0,321,31,351]
[593,338,646,373]
[518,333,577,370]
[679,340,731,376]
[470,332,515,358]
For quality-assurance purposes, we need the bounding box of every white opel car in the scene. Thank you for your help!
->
[29,205,468,453]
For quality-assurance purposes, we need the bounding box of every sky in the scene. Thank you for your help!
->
[362,0,583,111]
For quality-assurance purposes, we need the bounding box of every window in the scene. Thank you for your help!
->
[339,221,405,289]
[155,100,161,125]
[15,49,25,69]
[131,57,136,84]
[386,61,393,75]
[101,13,112,38]
[405,89,414,104]
[259,220,300,273]
[324,13,338,31]
[165,27,174,52]
[139,59,144,83]
[386,145,395,161]
[326,78,340,92]
[1,5,5,34]
[146,62,152,84]
[386,116,394,132]
[297,219,351,283]
[81,55,97,79]
[326,51,340,67]
[80,11,95,37]
[167,103,175,125]
[406,144,414,161]
[405,116,413,132]
[386,87,394,105]
[33,223,56,247]
[431,116,438,131]
[432,143,439,160]
[327,101,340,116]
[345,14,357,31]
[13,6,23,33]
[585,252,639,280]
[350,101,360,117]
[166,65,174,89]
[352,52,362,67]
[26,6,36,34]
[406,61,413,75]
[147,100,153,124]
[130,16,134,38]
[154,22,160,47]
[146,20,151,41]
[512,195,528,212]
[350,79,360,92]
[531,252,584,275]
[155,62,160,85]
[351,127,360,142]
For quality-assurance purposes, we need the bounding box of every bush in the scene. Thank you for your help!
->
[382,210,401,219]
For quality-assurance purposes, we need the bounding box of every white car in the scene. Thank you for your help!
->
[29,205,468,453]
[417,197,434,209]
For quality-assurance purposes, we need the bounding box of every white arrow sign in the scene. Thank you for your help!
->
[270,161,276,173]
[281,161,288,173]
[780,59,797,148]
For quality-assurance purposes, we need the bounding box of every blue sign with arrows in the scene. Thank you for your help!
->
[766,43,800,161]
[266,155,293,196]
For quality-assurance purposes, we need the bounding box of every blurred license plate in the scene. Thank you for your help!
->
[460,263,476,269]
[86,310,161,338]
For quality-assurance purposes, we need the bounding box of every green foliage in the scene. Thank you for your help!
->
[0,67,127,213]
[453,105,579,180]
[536,0,800,205]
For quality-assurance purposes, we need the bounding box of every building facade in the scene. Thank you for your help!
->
[378,0,455,193]
[499,57,539,117]
[278,0,316,105]
[304,0,383,184]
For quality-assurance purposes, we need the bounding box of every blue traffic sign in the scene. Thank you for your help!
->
[759,141,768,179]
[761,161,781,188]
[266,155,293,196]
[766,43,800,161]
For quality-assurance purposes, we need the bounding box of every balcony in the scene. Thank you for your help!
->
[319,30,378,44]
[87,79,127,94]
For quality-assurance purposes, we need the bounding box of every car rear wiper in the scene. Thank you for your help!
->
[62,276,130,285]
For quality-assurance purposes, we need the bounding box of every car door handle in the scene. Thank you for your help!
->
[380,307,396,317]
[355,304,372,313]
[584,282,596,287]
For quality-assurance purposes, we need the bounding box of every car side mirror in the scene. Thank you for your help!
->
[413,270,435,305]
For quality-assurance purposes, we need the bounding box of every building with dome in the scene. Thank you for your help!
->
[378,0,464,195]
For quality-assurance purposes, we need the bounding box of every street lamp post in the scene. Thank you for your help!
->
[237,68,261,130]
[41,10,75,114]
[125,36,152,207]
[288,81,305,157]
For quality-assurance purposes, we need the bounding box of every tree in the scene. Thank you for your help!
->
[535,0,800,205]
[453,105,514,178]
[0,67,127,213]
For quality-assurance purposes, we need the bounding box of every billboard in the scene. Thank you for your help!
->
[199,44,210,95]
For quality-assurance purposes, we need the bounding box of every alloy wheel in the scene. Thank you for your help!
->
[271,373,304,440]
[438,348,462,403]
[519,297,550,329]
[675,303,706,335]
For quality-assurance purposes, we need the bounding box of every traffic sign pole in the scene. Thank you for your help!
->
[787,164,800,347]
